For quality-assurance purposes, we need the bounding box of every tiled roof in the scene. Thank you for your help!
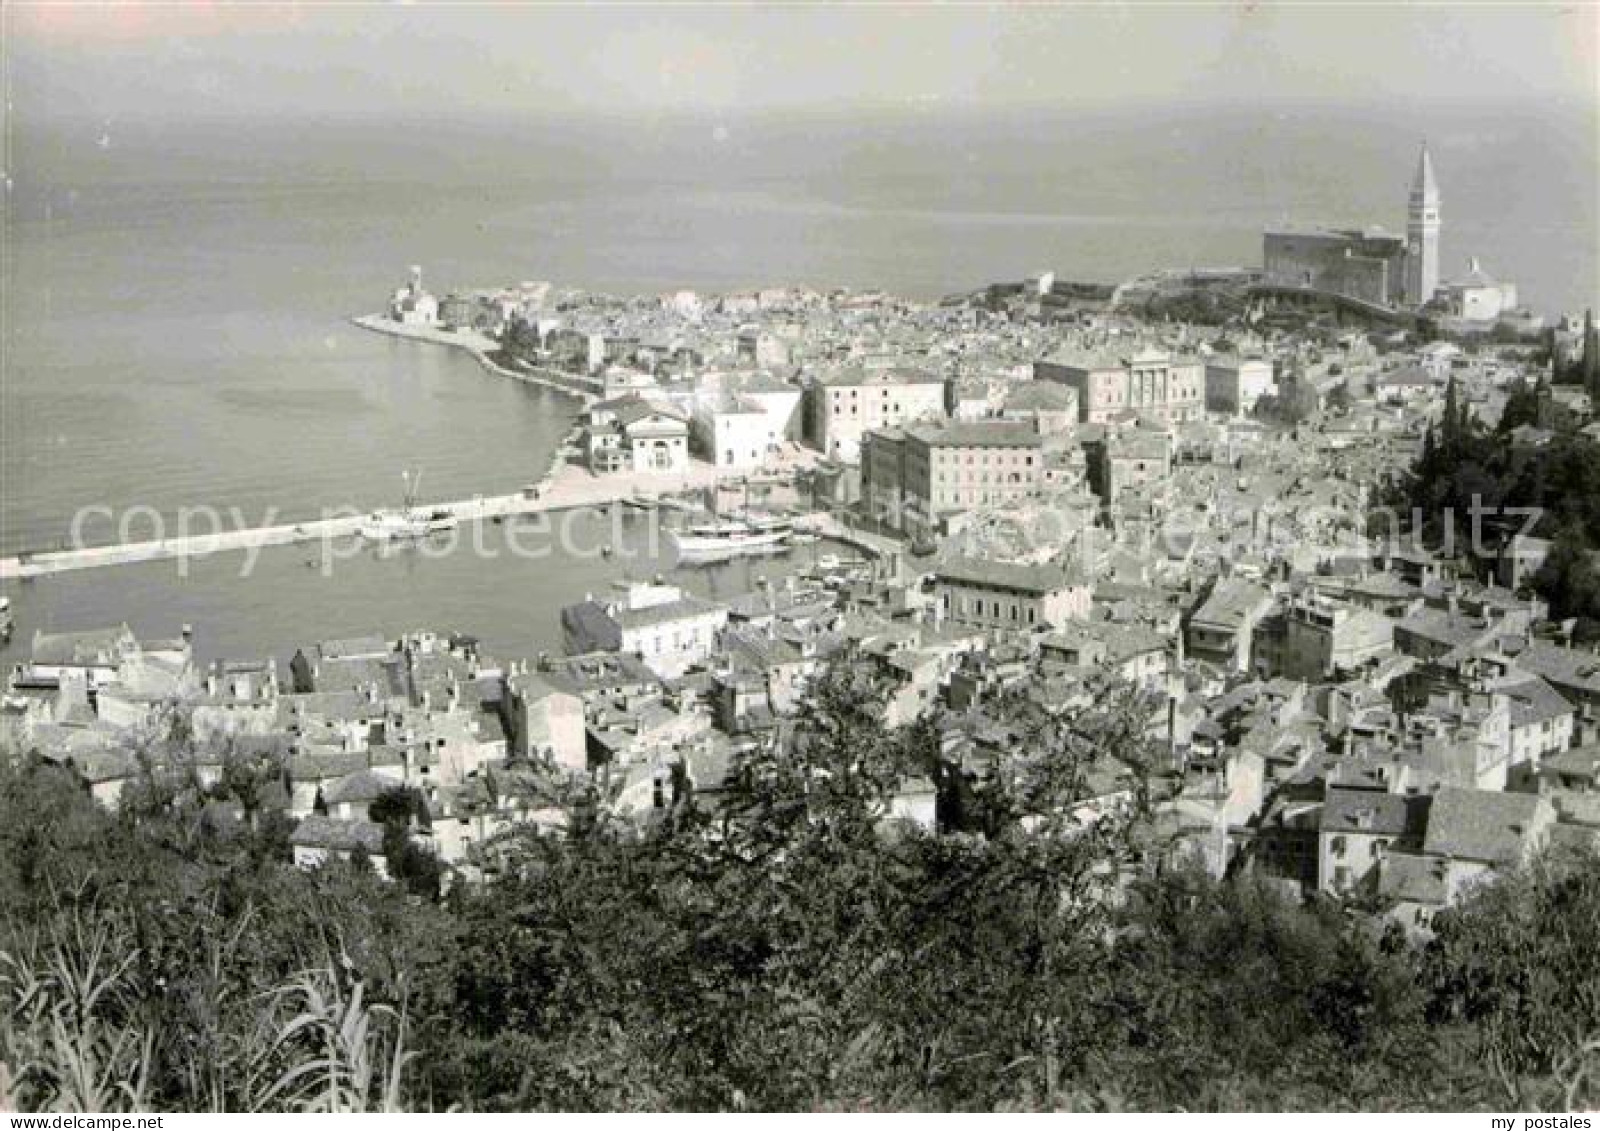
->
[1321,786,1427,839]
[905,421,1043,448]
[819,366,942,388]
[609,595,727,632]
[934,555,1082,595]
[1377,852,1449,906]
[31,625,135,668]
[1422,787,1545,865]
[290,816,385,853]
[1495,675,1575,729]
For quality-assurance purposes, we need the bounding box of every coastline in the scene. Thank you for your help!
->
[0,313,895,582]
[349,315,602,404]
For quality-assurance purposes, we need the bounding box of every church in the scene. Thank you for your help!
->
[1262,144,1441,311]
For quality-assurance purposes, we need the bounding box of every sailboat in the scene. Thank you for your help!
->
[359,470,459,542]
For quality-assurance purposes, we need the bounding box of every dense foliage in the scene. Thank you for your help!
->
[2,670,1597,1111]
[1384,376,1600,637]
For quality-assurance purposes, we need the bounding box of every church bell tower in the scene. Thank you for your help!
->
[1405,142,1441,308]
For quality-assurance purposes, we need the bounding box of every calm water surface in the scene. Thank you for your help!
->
[2,105,1594,662]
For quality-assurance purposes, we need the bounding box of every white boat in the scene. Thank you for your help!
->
[359,508,458,542]
[743,512,794,535]
[669,519,790,560]
[359,469,458,542]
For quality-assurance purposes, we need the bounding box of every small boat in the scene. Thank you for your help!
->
[789,532,821,546]
[0,596,12,643]
[742,512,794,536]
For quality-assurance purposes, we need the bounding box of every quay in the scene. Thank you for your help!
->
[0,461,897,582]
[349,315,604,402]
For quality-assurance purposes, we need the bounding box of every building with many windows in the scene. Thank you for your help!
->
[860,421,1045,533]
[932,556,1091,633]
[1034,347,1204,424]
[808,366,946,462]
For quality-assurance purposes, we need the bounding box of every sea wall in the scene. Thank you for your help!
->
[349,315,602,403]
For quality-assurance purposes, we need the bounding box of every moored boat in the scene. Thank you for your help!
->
[359,508,458,542]
[359,471,458,542]
[669,519,790,560]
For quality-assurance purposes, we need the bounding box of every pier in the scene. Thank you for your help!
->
[0,463,693,582]
[0,460,881,582]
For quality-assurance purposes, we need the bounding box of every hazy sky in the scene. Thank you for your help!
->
[5,3,1596,122]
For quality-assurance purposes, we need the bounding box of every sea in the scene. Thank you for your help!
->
[2,102,1595,663]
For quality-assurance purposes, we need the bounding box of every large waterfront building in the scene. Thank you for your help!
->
[1033,347,1204,425]
[1262,144,1442,310]
[584,396,691,473]
[808,366,946,462]
[861,420,1045,534]
[689,376,804,470]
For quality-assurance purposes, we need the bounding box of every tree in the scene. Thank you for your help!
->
[369,786,442,900]
[1421,847,1600,1107]
[1496,377,1541,435]
[1583,309,1598,399]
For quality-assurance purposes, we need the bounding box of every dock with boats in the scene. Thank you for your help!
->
[0,461,900,583]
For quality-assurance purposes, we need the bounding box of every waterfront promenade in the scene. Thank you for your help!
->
[350,315,604,401]
[0,451,855,581]
[0,312,886,582]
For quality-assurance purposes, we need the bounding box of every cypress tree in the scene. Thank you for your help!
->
[1583,308,1598,399]
[1442,374,1460,451]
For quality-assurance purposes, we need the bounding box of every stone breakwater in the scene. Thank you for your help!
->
[349,315,603,402]
[0,461,731,582]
